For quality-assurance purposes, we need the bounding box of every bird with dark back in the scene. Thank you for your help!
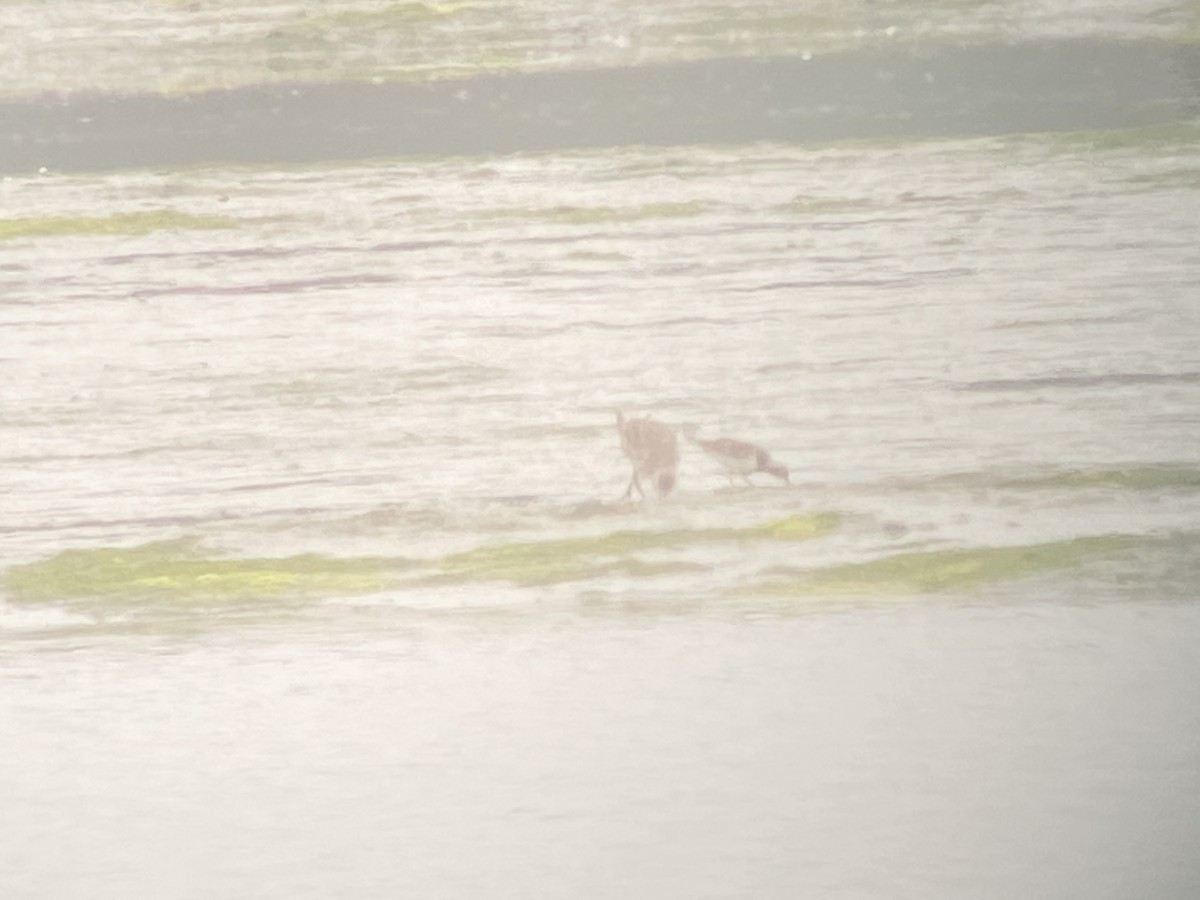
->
[615,411,680,501]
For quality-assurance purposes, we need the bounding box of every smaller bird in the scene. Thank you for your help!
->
[691,433,789,486]
[615,411,679,501]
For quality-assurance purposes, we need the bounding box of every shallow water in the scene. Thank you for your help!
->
[5,603,1199,900]
[3,3,1200,897]
[2,0,1193,97]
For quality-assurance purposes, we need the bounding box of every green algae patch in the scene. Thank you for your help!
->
[435,531,653,585]
[746,535,1135,597]
[644,9,846,57]
[1122,166,1200,190]
[999,466,1200,492]
[275,1,464,39]
[4,539,405,602]
[428,511,840,586]
[775,195,868,216]
[312,2,465,29]
[0,210,239,241]
[5,512,840,600]
[428,535,711,586]
[263,2,466,57]
[255,3,531,85]
[752,512,841,540]
[1024,121,1200,153]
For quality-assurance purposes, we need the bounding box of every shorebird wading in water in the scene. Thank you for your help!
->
[690,432,789,486]
[615,411,679,501]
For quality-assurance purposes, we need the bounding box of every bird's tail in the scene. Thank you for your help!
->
[656,471,676,496]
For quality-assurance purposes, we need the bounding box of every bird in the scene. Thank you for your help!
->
[690,433,789,485]
[615,411,679,501]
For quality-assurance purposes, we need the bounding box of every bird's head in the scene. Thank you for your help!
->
[765,461,790,483]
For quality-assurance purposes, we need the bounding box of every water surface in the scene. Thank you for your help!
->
[2,3,1199,897]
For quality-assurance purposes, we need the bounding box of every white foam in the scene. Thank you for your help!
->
[0,598,92,634]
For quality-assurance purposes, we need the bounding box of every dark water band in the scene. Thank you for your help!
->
[2,39,1198,173]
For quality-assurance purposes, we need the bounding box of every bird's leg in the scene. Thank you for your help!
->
[620,471,643,501]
